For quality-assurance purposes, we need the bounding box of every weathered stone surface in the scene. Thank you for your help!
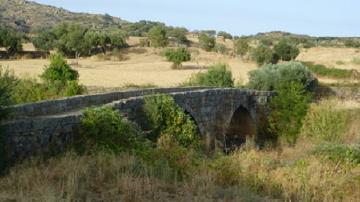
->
[1,87,274,162]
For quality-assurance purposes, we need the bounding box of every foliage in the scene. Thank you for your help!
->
[344,39,360,48]
[164,48,191,68]
[198,33,216,51]
[125,20,166,37]
[301,102,349,143]
[41,54,79,85]
[234,37,250,57]
[248,62,318,92]
[302,61,359,79]
[167,27,189,45]
[214,43,228,54]
[76,107,145,154]
[183,63,234,87]
[268,82,311,145]
[217,31,233,40]
[0,26,23,54]
[32,29,56,51]
[274,39,300,61]
[312,143,360,165]
[143,94,200,148]
[147,26,168,47]
[250,45,278,66]
[0,67,18,119]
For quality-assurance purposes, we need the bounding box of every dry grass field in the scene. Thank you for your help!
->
[1,39,360,88]
[0,47,257,88]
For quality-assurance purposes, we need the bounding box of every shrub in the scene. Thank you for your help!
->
[301,102,349,143]
[0,67,18,118]
[198,33,216,51]
[12,77,47,104]
[312,143,360,165]
[164,48,191,69]
[0,26,23,55]
[76,107,145,154]
[217,31,233,40]
[302,62,358,79]
[248,62,318,92]
[344,39,360,48]
[168,27,189,45]
[139,38,150,47]
[268,82,311,145]
[274,39,300,61]
[143,94,200,148]
[41,54,79,85]
[183,63,234,87]
[234,37,250,57]
[214,43,228,54]
[147,26,168,47]
[250,45,278,66]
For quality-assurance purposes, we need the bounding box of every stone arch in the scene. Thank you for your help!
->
[224,105,257,153]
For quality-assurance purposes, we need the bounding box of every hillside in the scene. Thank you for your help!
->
[0,0,127,33]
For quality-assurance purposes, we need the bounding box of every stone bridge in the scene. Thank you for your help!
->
[1,87,274,162]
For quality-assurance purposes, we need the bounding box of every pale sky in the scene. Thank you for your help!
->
[33,0,360,37]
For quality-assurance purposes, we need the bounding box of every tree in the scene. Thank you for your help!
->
[164,48,191,69]
[251,45,278,66]
[0,67,18,119]
[147,26,168,47]
[168,27,189,45]
[234,37,250,57]
[218,31,233,40]
[32,29,56,51]
[274,39,300,61]
[198,33,216,51]
[0,27,23,54]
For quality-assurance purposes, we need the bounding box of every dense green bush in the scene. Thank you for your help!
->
[143,94,200,148]
[274,39,300,61]
[344,39,360,48]
[198,33,216,51]
[41,54,79,85]
[0,67,18,119]
[147,26,168,47]
[164,48,191,68]
[76,107,145,154]
[250,45,278,66]
[183,64,234,87]
[268,82,311,145]
[312,143,360,165]
[248,62,318,92]
[167,27,189,45]
[302,62,358,79]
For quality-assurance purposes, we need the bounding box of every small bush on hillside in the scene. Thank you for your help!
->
[183,64,234,87]
[217,31,233,40]
[147,26,168,47]
[344,39,360,48]
[139,38,150,47]
[312,143,360,165]
[214,43,228,54]
[251,45,278,66]
[76,107,145,154]
[168,27,189,45]
[248,62,318,92]
[143,94,200,148]
[164,48,191,69]
[268,82,311,145]
[274,39,300,61]
[234,37,250,57]
[198,33,216,51]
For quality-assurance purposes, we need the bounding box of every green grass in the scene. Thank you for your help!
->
[302,61,359,79]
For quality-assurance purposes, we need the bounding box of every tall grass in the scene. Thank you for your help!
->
[302,61,359,79]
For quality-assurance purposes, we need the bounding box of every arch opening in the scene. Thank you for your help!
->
[224,106,256,153]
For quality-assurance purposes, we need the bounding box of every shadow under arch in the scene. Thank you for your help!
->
[224,105,256,153]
